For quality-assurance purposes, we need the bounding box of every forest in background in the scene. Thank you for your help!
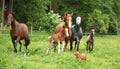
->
[1,0,120,34]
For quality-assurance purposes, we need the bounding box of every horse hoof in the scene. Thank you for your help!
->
[14,50,17,53]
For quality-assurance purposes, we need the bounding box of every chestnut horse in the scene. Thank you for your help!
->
[46,25,69,54]
[54,13,73,51]
[7,12,30,53]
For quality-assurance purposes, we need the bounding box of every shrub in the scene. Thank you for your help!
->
[46,10,62,32]
[86,9,110,34]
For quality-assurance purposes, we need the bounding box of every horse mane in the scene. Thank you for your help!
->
[62,13,73,22]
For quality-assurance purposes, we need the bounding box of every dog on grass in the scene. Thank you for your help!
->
[73,51,86,60]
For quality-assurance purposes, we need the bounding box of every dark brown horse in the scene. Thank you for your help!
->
[54,13,73,51]
[7,12,30,53]
[86,29,95,52]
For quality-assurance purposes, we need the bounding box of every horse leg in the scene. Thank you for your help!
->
[76,39,80,51]
[91,43,94,51]
[58,42,61,54]
[46,42,53,54]
[19,41,22,52]
[62,41,65,52]
[89,44,91,52]
[12,39,17,53]
[86,42,88,51]
[70,39,73,51]
[23,36,30,51]
[74,41,77,49]
[14,37,20,53]
[54,44,57,52]
[64,40,68,52]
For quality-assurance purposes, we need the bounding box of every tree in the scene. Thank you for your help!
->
[55,0,120,34]
[13,0,49,30]
[87,9,110,34]
[9,0,120,34]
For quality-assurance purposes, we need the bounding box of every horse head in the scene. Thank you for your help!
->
[91,29,95,35]
[7,12,15,25]
[76,16,81,25]
[62,13,73,28]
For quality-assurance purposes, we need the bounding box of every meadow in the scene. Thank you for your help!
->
[0,30,120,69]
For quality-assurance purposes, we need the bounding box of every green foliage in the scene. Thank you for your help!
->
[7,0,120,34]
[87,9,110,34]
[13,0,49,30]
[55,0,120,34]
[108,16,118,34]
[46,10,62,32]
[31,10,62,32]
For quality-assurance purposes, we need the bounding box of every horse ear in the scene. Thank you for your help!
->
[7,11,11,15]
[62,16,65,21]
[7,11,15,17]
[64,12,67,16]
[11,12,15,18]
[62,14,66,21]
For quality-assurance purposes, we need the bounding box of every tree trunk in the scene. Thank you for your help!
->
[1,0,5,30]
[9,0,13,12]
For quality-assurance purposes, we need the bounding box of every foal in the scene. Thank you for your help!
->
[54,13,73,51]
[46,25,69,54]
[70,16,83,51]
[86,29,95,52]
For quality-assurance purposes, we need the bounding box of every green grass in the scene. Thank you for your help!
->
[0,30,120,69]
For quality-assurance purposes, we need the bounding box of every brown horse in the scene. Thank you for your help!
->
[7,12,30,53]
[86,29,95,52]
[54,13,73,51]
[46,25,69,54]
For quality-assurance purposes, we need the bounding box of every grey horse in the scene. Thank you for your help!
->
[70,16,83,51]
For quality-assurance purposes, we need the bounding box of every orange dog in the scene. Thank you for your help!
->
[73,51,86,60]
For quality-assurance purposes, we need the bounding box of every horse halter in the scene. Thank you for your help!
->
[76,16,81,25]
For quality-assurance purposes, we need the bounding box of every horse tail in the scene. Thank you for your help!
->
[48,36,51,39]
[24,36,30,47]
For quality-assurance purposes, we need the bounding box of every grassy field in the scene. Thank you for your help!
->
[0,30,120,69]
